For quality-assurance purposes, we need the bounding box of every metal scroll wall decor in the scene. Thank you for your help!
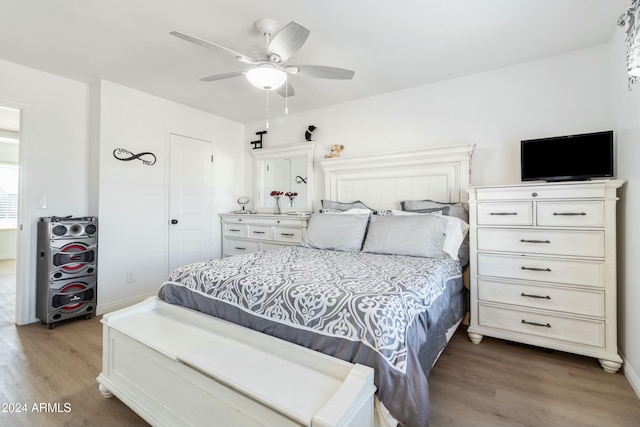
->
[112,148,157,166]
[250,130,267,149]
[619,0,640,90]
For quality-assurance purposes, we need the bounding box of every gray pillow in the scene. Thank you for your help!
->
[401,200,467,221]
[301,213,370,251]
[321,199,373,211]
[401,199,470,265]
[362,215,448,258]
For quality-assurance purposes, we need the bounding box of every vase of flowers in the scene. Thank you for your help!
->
[285,191,298,208]
[270,190,283,214]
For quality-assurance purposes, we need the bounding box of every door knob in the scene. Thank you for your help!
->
[171,219,178,225]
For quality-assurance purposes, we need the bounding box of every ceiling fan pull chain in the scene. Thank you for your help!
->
[285,81,289,115]
[266,90,270,129]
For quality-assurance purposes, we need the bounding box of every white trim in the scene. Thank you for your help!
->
[96,291,157,316]
[0,100,31,325]
[621,349,640,400]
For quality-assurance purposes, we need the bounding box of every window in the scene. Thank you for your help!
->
[0,164,18,228]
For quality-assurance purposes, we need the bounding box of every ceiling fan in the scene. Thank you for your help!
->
[170,18,355,97]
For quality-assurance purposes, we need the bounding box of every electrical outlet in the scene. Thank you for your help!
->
[126,272,136,283]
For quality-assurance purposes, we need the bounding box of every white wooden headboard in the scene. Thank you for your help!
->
[320,144,475,211]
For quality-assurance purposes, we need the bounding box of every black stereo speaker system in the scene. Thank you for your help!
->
[36,216,98,329]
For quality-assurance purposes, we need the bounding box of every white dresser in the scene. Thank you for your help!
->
[220,213,309,257]
[466,180,624,373]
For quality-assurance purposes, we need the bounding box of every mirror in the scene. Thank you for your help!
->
[233,196,253,214]
[253,143,315,213]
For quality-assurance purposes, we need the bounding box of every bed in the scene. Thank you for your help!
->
[98,144,474,427]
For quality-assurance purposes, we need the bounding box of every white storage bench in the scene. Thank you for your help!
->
[97,297,376,427]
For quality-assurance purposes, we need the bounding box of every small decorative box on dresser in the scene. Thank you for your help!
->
[219,213,309,257]
[466,180,624,373]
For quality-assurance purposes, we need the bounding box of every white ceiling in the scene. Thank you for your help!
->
[0,0,630,124]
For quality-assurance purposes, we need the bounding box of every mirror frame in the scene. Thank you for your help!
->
[253,142,315,213]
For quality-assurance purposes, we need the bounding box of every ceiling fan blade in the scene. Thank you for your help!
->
[287,65,355,80]
[170,31,256,64]
[267,21,310,62]
[200,71,245,82]
[275,80,295,97]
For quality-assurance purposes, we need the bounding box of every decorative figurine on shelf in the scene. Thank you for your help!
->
[285,192,298,208]
[325,144,345,158]
[270,190,283,214]
[305,125,316,142]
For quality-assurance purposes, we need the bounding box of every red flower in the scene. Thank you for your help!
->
[285,192,298,198]
[270,190,283,197]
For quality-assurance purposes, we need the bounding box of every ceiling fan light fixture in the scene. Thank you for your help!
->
[246,65,287,90]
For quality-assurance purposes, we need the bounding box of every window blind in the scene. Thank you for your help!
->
[0,164,18,228]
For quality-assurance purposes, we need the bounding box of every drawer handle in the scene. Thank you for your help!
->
[521,320,551,328]
[553,212,586,216]
[520,239,551,244]
[520,292,551,300]
[489,212,518,216]
[234,247,246,250]
[252,231,266,234]
[521,266,551,272]
[229,228,241,232]
[280,233,295,237]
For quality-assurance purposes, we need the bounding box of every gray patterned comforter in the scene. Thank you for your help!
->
[159,245,464,427]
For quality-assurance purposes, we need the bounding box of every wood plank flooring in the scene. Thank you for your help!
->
[1,259,638,426]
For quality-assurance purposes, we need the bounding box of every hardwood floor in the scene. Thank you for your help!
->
[0,259,638,426]
[429,332,640,427]
[0,260,148,427]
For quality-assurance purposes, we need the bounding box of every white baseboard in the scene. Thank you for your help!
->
[621,350,640,400]
[96,292,158,316]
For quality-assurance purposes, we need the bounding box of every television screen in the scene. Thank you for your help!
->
[521,131,614,182]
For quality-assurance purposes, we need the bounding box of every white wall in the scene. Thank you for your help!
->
[610,28,640,396]
[245,40,640,393]
[245,45,614,207]
[0,58,91,324]
[0,59,245,322]
[93,80,244,313]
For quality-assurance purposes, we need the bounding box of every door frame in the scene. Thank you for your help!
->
[1,100,32,325]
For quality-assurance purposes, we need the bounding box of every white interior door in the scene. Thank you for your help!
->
[168,134,214,272]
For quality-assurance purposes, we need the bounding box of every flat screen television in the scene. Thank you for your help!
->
[520,130,614,182]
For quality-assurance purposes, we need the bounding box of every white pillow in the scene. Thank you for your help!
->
[390,209,469,260]
[301,213,370,251]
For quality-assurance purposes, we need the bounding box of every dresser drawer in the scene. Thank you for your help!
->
[477,228,604,257]
[273,227,303,243]
[475,184,606,201]
[477,202,532,225]
[246,225,273,240]
[537,201,605,227]
[224,239,259,256]
[478,304,604,347]
[224,223,246,238]
[477,278,604,317]
[477,253,605,288]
